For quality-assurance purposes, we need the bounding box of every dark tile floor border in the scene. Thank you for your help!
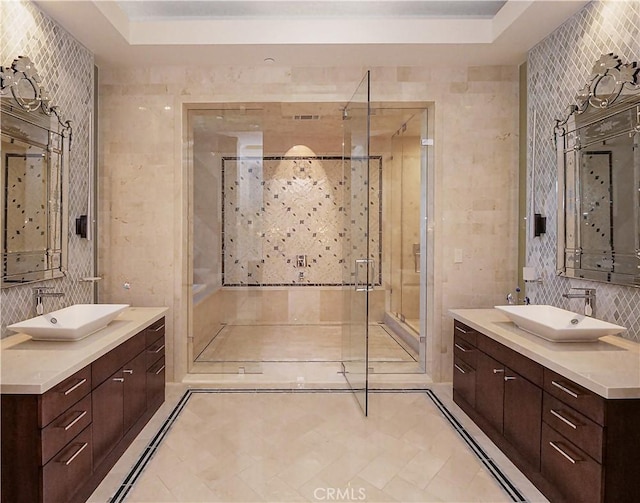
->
[110,388,526,503]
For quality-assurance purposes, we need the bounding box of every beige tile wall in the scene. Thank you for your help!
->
[99,64,519,383]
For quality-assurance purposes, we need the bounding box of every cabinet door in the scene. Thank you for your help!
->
[475,351,504,433]
[123,351,147,433]
[147,358,165,410]
[453,356,476,408]
[92,372,124,467]
[504,367,542,471]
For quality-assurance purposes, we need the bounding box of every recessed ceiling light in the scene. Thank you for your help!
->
[264,57,275,63]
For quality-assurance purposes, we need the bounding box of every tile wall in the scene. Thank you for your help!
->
[100,63,519,382]
[0,1,94,338]
[526,0,640,341]
[222,155,381,286]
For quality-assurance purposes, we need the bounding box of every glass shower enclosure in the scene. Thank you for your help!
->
[341,72,372,415]
[389,112,425,334]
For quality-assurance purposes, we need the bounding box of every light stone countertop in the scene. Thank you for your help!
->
[449,308,640,399]
[1,306,168,395]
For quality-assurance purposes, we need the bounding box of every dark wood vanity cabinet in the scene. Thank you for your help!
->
[1,317,166,503]
[453,320,640,503]
[455,320,543,474]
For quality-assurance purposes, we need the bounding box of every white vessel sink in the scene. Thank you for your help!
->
[8,304,129,341]
[495,304,626,342]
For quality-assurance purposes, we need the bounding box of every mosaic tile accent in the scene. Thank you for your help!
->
[222,156,381,286]
[1,1,94,338]
[527,0,640,341]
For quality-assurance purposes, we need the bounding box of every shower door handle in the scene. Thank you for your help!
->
[354,259,375,292]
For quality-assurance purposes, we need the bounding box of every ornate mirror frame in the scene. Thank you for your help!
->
[1,56,72,287]
[555,53,640,287]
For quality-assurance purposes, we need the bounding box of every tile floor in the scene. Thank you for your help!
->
[196,324,417,363]
[89,385,549,503]
[191,323,422,378]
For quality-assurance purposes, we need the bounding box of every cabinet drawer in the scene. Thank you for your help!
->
[146,338,165,370]
[454,334,477,368]
[543,392,603,463]
[40,366,91,428]
[453,356,476,408]
[544,369,605,425]
[454,321,477,346]
[41,394,92,466]
[42,425,93,503]
[92,331,146,387]
[145,318,165,347]
[541,423,602,503]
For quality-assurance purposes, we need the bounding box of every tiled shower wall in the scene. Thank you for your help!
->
[0,1,94,338]
[100,61,519,382]
[526,0,640,341]
[222,155,381,286]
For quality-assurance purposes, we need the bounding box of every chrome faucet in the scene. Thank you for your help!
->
[33,287,65,315]
[562,287,596,317]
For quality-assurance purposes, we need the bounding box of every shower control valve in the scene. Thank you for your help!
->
[296,255,307,268]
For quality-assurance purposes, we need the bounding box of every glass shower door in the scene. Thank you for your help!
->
[389,112,424,333]
[341,72,371,415]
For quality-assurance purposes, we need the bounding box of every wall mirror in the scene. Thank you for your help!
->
[1,56,71,287]
[555,54,640,287]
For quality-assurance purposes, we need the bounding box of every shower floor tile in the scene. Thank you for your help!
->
[195,323,416,363]
[89,387,549,503]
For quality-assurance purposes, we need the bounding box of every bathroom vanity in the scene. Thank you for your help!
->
[450,309,640,503]
[0,307,167,503]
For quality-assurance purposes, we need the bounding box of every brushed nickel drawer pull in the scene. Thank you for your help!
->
[60,410,87,432]
[150,324,165,332]
[123,369,134,375]
[493,368,504,374]
[454,363,466,374]
[549,441,580,464]
[455,326,469,334]
[113,377,125,382]
[504,376,517,381]
[149,344,165,354]
[551,380,579,398]
[454,343,472,352]
[60,442,88,466]
[154,364,165,375]
[550,409,578,429]
[62,378,87,396]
